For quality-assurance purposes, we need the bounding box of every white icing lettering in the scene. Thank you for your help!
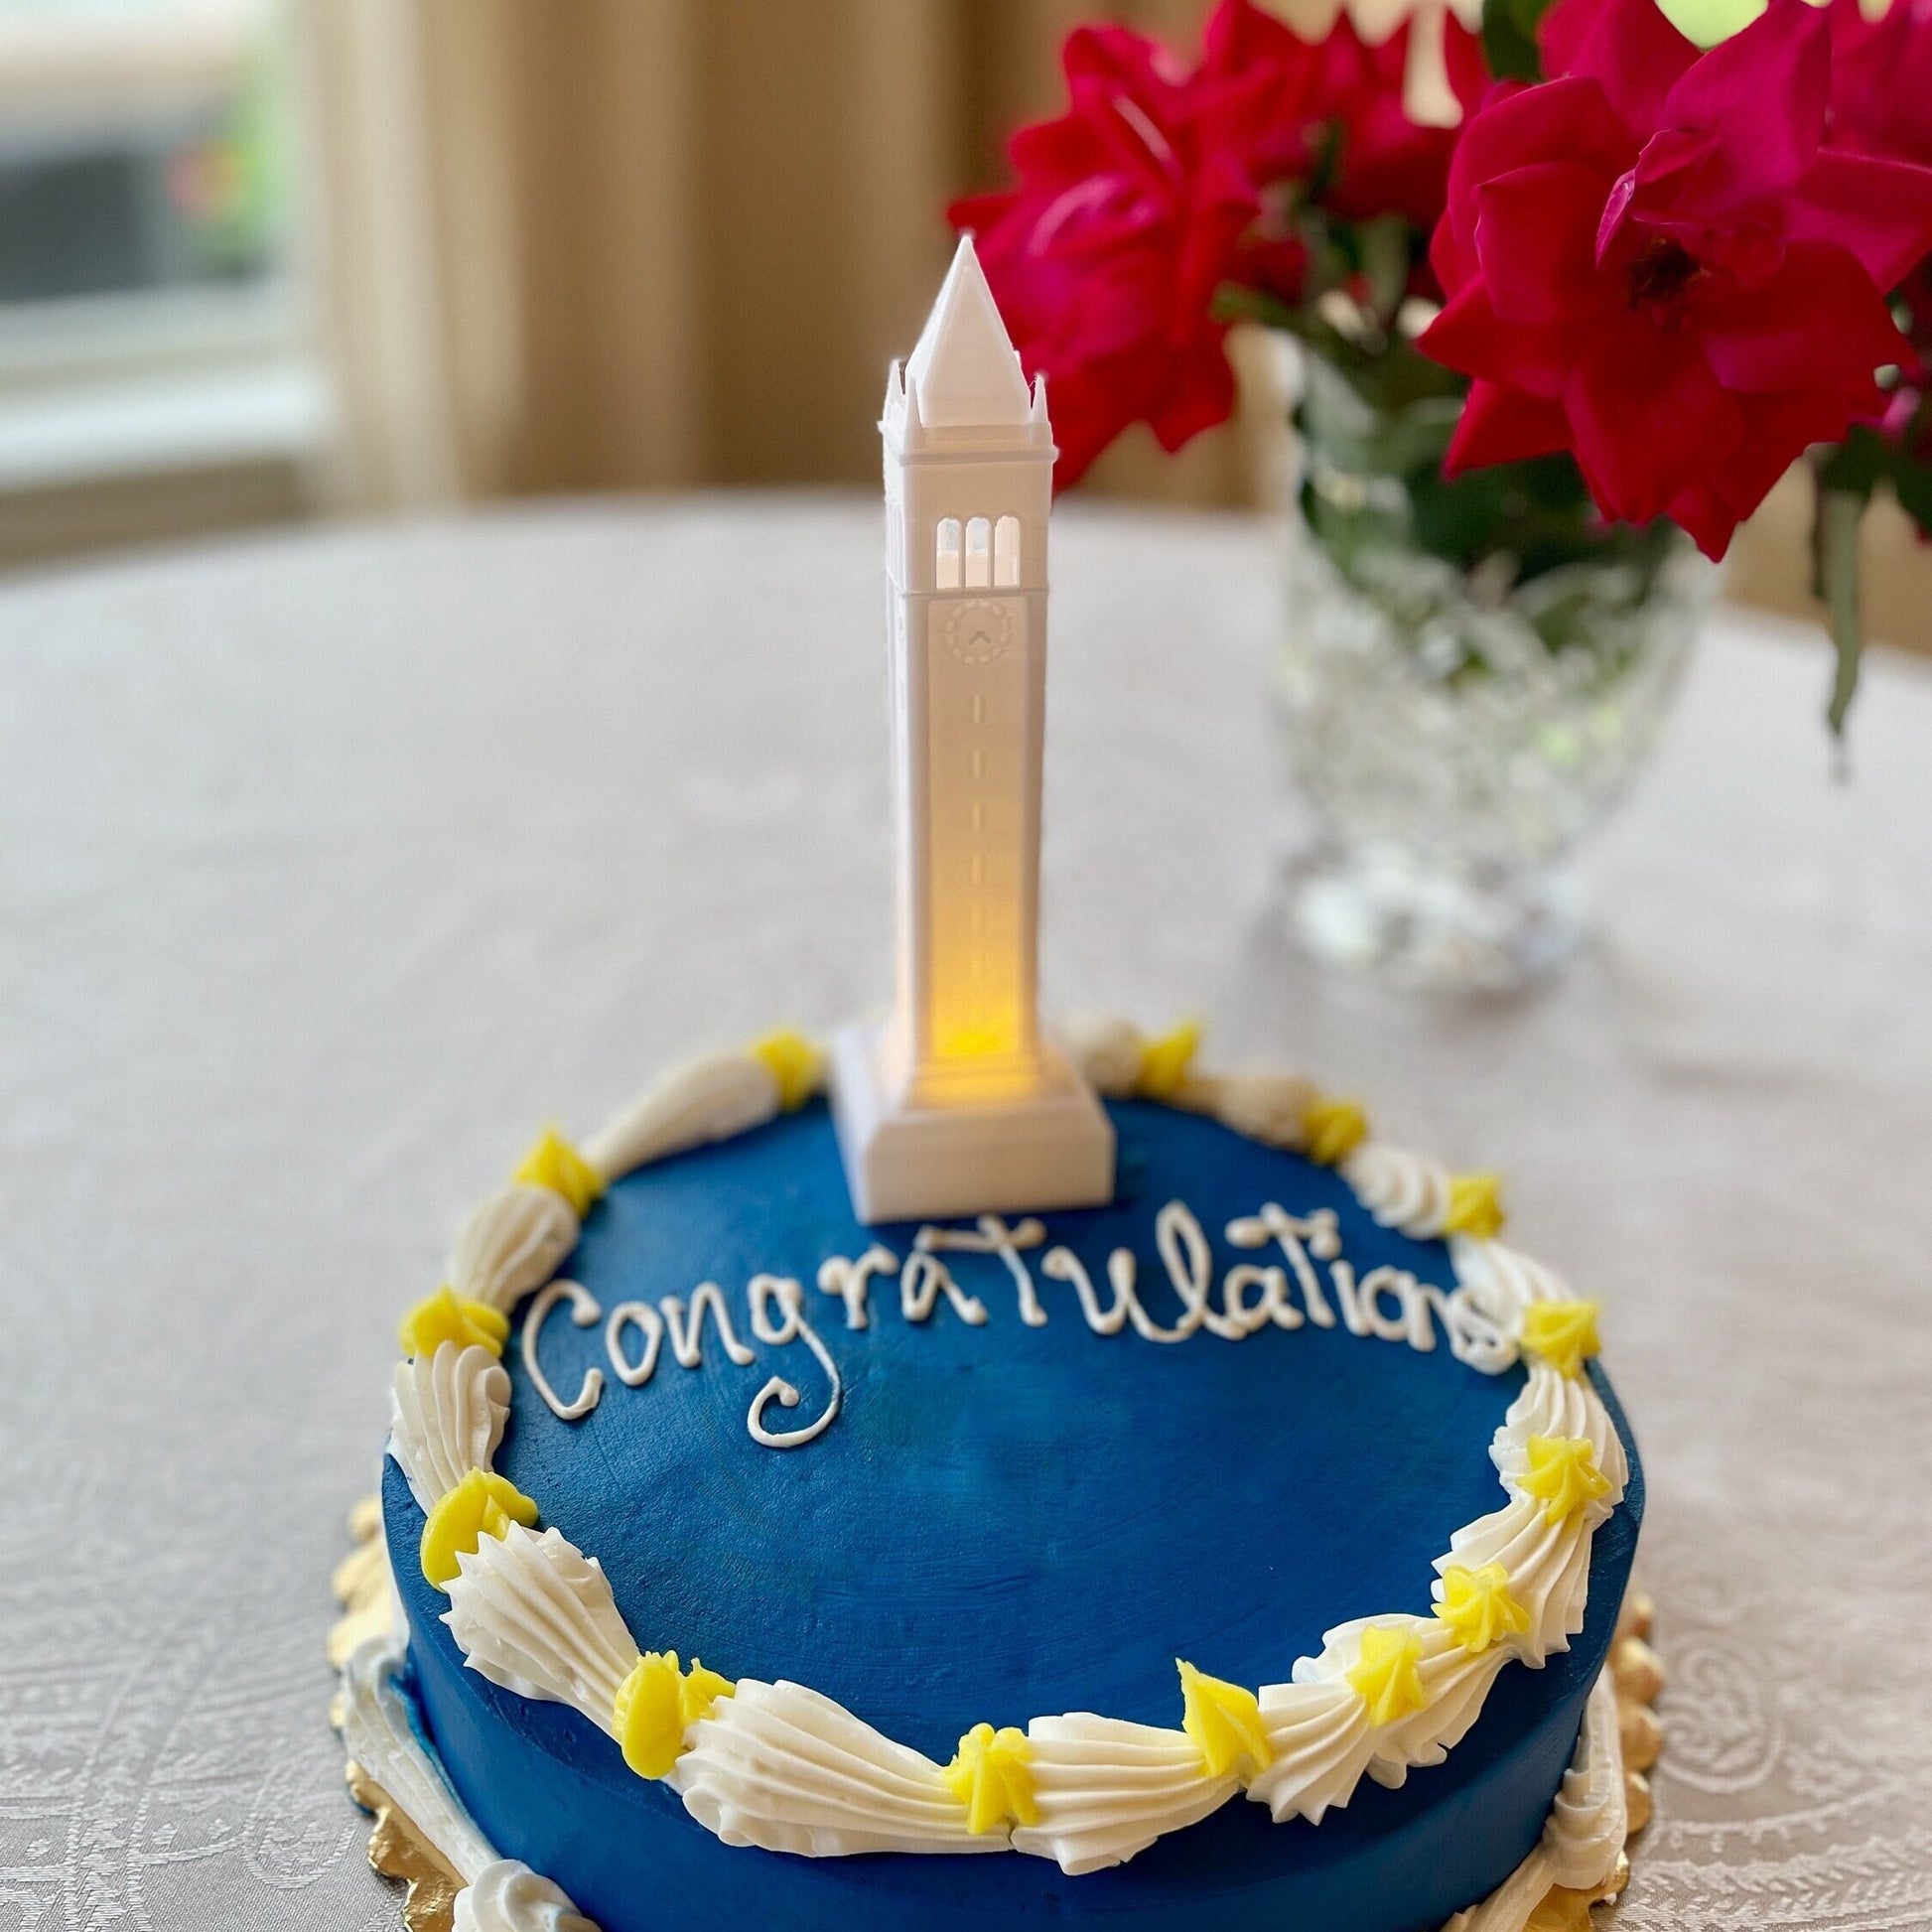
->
[745,1274,842,1449]
[816,1246,897,1330]
[899,1251,988,1326]
[1358,1266,1435,1349]
[1104,1248,1189,1344]
[1156,1201,1242,1341]
[1100,1213,1215,1346]
[1304,1209,1342,1261]
[916,1216,1048,1326]
[1222,1263,1302,1335]
[1328,1258,1371,1336]
[552,1196,1507,1451]
[1226,1204,1340,1328]
[1038,1245,1130,1334]
[605,1300,664,1386]
[1443,1284,1514,1373]
[524,1280,605,1421]
[661,1282,758,1368]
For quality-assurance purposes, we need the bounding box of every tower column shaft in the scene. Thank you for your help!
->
[895,587,1045,1103]
[831,233,1113,1225]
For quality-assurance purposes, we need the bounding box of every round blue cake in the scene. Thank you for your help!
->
[376,1090,1642,1932]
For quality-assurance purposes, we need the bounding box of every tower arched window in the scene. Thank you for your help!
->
[935,517,962,590]
[965,516,992,588]
[994,515,1021,587]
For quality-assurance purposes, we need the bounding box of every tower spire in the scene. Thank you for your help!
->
[903,235,1033,429]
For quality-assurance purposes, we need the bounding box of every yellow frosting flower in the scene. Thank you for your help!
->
[419,1469,539,1589]
[1433,1563,1533,1655]
[1518,1299,1602,1380]
[613,1650,734,1779]
[512,1125,605,1217]
[1444,1173,1506,1239]
[749,1029,825,1112]
[1522,1435,1614,1528]
[1176,1659,1274,1781]
[1136,1021,1202,1101]
[398,1286,510,1360]
[1302,1095,1369,1166]
[1347,1625,1430,1725]
[943,1723,1038,1834]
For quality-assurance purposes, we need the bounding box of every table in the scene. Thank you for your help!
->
[3,498,1928,1932]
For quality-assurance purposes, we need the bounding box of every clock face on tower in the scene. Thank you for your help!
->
[942,599,1015,666]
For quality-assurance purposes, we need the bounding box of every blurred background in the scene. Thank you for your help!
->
[0,0,1921,645]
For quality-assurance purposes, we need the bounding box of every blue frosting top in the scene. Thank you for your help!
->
[490,1098,1543,1756]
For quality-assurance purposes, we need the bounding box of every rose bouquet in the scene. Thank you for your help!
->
[952,0,1932,732]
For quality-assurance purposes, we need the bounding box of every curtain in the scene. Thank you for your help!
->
[302,0,1304,512]
[294,0,1932,661]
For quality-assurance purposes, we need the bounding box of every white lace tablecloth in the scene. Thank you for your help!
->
[2,498,1928,1932]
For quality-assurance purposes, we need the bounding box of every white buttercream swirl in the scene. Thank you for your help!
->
[1442,1364,1626,1665]
[389,1341,510,1513]
[1014,1715,1238,1872]
[450,1184,581,1312]
[1341,1143,1455,1238]
[340,1623,496,1884]
[443,1522,639,1725]
[1449,1237,1574,1342]
[673,1678,994,1857]
[1251,1609,1495,1814]
[582,1051,783,1181]
[1172,1069,1320,1149]
[454,1862,599,1932]
[1247,1676,1376,1824]
[1059,1015,1146,1098]
[1543,1668,1627,1889]
[1438,1667,1626,1931]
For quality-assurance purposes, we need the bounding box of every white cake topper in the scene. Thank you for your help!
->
[831,235,1115,1224]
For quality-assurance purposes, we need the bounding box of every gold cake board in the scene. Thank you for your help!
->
[329,1498,1665,1932]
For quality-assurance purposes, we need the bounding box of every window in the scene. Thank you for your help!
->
[935,515,961,588]
[994,514,1020,586]
[0,0,323,532]
[965,514,990,588]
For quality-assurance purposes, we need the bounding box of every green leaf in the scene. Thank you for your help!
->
[1892,453,1932,538]
[1356,215,1413,327]
[1482,0,1555,81]
[1889,402,1932,537]
[1814,424,1890,501]
[1811,482,1866,738]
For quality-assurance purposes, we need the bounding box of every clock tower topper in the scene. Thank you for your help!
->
[832,235,1116,1225]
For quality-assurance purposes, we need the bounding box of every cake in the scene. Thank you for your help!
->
[335,243,1647,1932]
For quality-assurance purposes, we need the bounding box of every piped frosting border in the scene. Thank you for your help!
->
[333,1535,1659,1932]
[364,1021,1635,1896]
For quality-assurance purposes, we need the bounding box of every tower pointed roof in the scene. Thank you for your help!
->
[903,234,1034,429]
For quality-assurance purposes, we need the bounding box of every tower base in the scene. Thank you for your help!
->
[830,1024,1116,1226]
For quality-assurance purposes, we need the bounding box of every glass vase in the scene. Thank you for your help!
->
[1277,343,1718,991]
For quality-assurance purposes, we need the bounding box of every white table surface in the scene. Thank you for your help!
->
[3,497,1929,1932]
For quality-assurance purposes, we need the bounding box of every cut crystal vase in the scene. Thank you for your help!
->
[1276,344,1718,991]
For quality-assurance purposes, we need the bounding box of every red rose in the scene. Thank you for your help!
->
[1824,0,1932,470]
[954,1,1491,488]
[1827,0,1932,171]
[950,24,1261,488]
[1420,0,1932,559]
[1201,0,1486,233]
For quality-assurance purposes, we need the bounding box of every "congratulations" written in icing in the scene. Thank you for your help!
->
[520,1199,1518,1450]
